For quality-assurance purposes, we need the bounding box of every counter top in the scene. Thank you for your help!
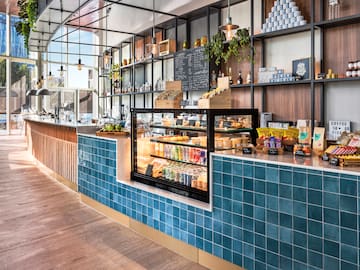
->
[24,115,98,133]
[214,150,360,176]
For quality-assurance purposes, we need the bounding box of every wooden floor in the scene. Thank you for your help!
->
[0,136,208,270]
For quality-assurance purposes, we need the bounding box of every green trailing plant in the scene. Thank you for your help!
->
[15,0,38,50]
[204,28,253,65]
[109,64,121,81]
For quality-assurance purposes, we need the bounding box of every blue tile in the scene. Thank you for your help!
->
[223,187,232,198]
[233,227,242,240]
[324,239,339,258]
[223,174,232,186]
[213,160,222,172]
[293,172,307,187]
[324,192,339,210]
[255,193,265,207]
[308,205,322,221]
[308,173,322,190]
[279,169,292,184]
[340,195,357,213]
[324,207,339,225]
[280,213,292,228]
[266,251,279,267]
[244,178,253,191]
[341,228,357,247]
[280,242,292,258]
[293,201,307,218]
[341,244,357,264]
[324,256,340,270]
[294,246,307,263]
[308,189,322,206]
[308,235,323,253]
[266,167,279,182]
[233,239,242,254]
[280,227,292,244]
[294,231,307,248]
[222,235,232,250]
[293,187,306,202]
[232,162,242,176]
[243,164,253,177]
[243,217,254,231]
[244,191,253,205]
[267,210,278,225]
[308,220,323,237]
[232,188,242,201]
[280,256,292,270]
[324,223,340,242]
[243,230,254,245]
[266,183,278,196]
[340,211,357,230]
[341,261,358,270]
[254,206,265,221]
[255,180,265,193]
[308,250,323,269]
[254,261,266,270]
[267,223,279,239]
[294,261,307,270]
[267,195,278,211]
[204,240,212,254]
[255,166,265,180]
[340,178,357,196]
[233,176,242,188]
[279,198,293,214]
[232,201,242,214]
[267,238,279,254]
[279,184,292,199]
[243,203,253,217]
[233,213,242,227]
[223,161,232,174]
[233,252,242,267]
[243,243,254,259]
[255,234,265,248]
[213,244,223,258]
[324,175,339,193]
[243,256,254,270]
[255,220,265,234]
[294,216,307,233]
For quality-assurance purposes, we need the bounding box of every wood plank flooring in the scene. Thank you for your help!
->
[0,136,208,270]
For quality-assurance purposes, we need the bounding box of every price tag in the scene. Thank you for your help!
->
[145,164,154,176]
[268,148,278,155]
[329,158,339,166]
[242,147,253,154]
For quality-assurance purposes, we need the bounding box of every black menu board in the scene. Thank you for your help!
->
[174,47,209,92]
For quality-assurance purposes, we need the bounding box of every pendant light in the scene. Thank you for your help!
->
[103,7,112,66]
[219,0,239,41]
[57,3,66,77]
[76,0,84,71]
[146,0,158,56]
[47,19,53,80]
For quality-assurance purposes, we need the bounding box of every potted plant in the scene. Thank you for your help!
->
[15,0,38,50]
[204,28,252,65]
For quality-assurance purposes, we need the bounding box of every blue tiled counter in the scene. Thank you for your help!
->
[78,134,360,270]
[212,153,360,270]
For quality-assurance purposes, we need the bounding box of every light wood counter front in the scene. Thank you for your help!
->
[25,119,79,190]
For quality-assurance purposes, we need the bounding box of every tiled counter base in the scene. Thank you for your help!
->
[212,153,360,270]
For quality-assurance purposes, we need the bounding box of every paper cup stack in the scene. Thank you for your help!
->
[261,0,307,33]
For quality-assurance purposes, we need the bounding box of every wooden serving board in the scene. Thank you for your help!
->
[96,130,129,137]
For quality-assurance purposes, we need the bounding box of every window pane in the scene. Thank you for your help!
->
[11,16,28,58]
[0,14,6,55]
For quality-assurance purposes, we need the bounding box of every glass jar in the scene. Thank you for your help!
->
[348,61,354,70]
[346,69,352,78]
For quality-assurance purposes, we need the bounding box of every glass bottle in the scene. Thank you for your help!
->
[237,71,243,85]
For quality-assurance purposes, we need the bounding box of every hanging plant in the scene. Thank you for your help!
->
[109,64,121,81]
[15,0,38,50]
[204,28,252,66]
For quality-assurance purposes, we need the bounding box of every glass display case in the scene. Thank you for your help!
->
[131,108,258,202]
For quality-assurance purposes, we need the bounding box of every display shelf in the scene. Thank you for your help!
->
[254,80,312,87]
[150,124,207,132]
[131,172,208,202]
[113,90,164,97]
[230,84,251,89]
[315,14,360,28]
[150,138,207,149]
[150,154,207,167]
[314,77,360,84]
[253,24,311,39]
[216,127,253,133]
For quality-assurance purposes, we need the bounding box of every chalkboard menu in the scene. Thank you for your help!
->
[174,47,209,92]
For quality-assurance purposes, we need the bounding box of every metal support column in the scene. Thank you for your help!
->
[5,12,11,135]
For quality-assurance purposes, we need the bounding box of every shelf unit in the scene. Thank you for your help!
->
[131,108,258,202]
[224,0,360,129]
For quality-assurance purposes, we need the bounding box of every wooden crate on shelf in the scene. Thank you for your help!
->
[198,77,232,109]
[155,81,182,109]
[159,39,176,56]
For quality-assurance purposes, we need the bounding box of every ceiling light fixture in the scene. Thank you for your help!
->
[57,2,66,77]
[77,0,84,71]
[146,0,158,56]
[219,0,239,41]
[103,7,112,67]
[47,19,53,80]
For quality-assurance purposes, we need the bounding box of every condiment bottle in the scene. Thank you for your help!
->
[237,71,243,84]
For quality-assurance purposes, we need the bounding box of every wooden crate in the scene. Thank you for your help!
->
[198,77,231,109]
[159,39,176,56]
[155,80,182,109]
